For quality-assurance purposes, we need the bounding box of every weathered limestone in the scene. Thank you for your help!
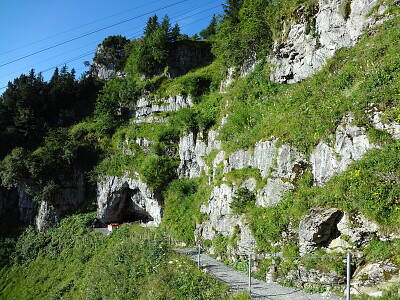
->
[352,262,400,296]
[36,171,89,232]
[270,0,383,83]
[367,104,400,140]
[195,182,257,255]
[131,95,193,124]
[298,208,344,254]
[178,130,222,178]
[310,113,374,185]
[97,175,162,226]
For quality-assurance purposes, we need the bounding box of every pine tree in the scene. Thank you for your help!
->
[144,15,159,37]
[171,23,180,42]
[222,0,243,24]
[200,15,218,40]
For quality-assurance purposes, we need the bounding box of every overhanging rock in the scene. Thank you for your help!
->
[97,175,162,226]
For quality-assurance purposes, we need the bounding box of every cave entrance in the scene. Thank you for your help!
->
[119,187,153,224]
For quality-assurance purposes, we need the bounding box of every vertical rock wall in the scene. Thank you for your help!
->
[270,0,384,83]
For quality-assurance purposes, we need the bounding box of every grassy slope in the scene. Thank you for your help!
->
[0,213,242,300]
[1,6,399,300]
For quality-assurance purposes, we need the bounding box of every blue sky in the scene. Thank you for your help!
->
[0,0,224,91]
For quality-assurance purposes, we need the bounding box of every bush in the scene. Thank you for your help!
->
[161,178,208,244]
[139,155,178,190]
[230,187,256,214]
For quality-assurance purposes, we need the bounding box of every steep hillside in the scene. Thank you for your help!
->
[1,0,400,298]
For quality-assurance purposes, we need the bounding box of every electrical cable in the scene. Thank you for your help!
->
[0,0,165,57]
[0,10,220,91]
[0,1,222,82]
[0,0,190,68]
[126,3,221,39]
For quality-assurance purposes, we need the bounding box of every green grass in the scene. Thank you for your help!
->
[161,178,211,245]
[217,15,400,154]
[0,213,236,300]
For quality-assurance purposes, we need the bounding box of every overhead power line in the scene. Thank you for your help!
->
[0,0,190,68]
[0,10,220,91]
[0,0,165,57]
[0,1,222,82]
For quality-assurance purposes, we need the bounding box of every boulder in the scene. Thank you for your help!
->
[299,208,344,254]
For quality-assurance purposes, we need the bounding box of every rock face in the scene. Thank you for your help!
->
[270,0,382,83]
[17,185,37,225]
[310,113,374,185]
[1,171,91,232]
[91,62,125,81]
[168,41,213,78]
[35,171,89,232]
[367,104,400,140]
[352,262,400,296]
[130,94,194,124]
[195,183,257,255]
[97,175,162,226]
[91,42,127,81]
[299,208,344,254]
[178,130,222,178]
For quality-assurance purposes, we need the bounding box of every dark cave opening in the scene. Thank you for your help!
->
[119,187,154,224]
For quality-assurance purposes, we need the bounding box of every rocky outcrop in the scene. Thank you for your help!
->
[178,130,221,178]
[97,175,162,226]
[91,63,125,81]
[130,94,193,124]
[35,171,89,232]
[195,183,257,255]
[310,113,374,185]
[17,185,37,225]
[352,262,400,296]
[299,208,344,254]
[168,40,213,78]
[3,171,91,232]
[270,0,385,83]
[367,104,400,140]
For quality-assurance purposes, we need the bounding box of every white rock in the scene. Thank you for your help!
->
[97,175,162,226]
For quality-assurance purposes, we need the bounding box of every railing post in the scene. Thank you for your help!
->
[346,252,351,300]
[197,244,201,267]
[248,253,252,294]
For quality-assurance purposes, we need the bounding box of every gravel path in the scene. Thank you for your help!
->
[174,248,344,300]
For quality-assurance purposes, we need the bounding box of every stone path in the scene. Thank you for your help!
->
[174,248,344,300]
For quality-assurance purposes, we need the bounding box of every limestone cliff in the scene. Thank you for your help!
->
[270,0,388,83]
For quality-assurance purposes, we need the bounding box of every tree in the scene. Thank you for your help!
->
[222,0,243,24]
[200,15,218,40]
[213,0,272,67]
[171,23,180,42]
[144,15,159,36]
[93,35,129,71]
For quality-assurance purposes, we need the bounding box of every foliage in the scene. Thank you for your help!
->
[139,155,178,191]
[0,213,233,300]
[94,76,139,134]
[338,0,352,20]
[93,35,129,71]
[0,68,101,159]
[125,14,181,78]
[161,178,210,244]
[200,15,218,40]
[230,187,256,214]
[213,0,272,67]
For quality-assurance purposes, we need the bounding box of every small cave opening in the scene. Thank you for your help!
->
[118,187,153,224]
